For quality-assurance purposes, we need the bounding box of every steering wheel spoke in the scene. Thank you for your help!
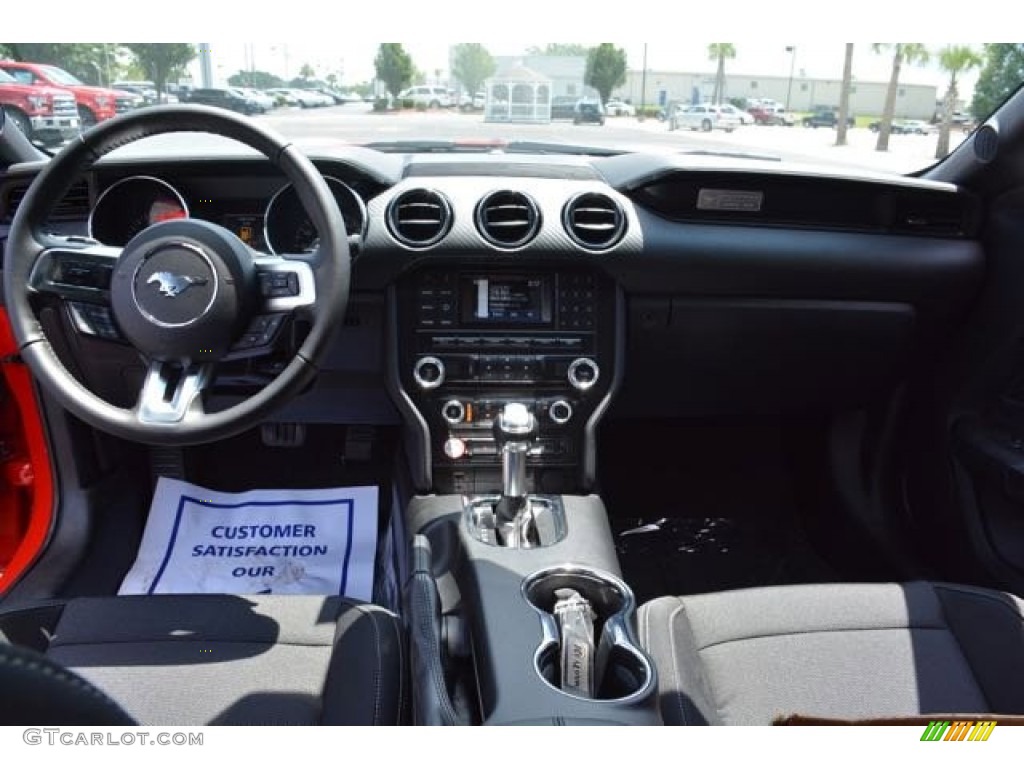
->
[135,360,212,425]
[253,255,317,312]
[29,241,122,303]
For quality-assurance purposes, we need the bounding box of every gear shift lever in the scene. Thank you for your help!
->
[493,403,538,546]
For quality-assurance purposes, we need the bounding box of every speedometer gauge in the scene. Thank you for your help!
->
[263,176,367,255]
[89,176,189,246]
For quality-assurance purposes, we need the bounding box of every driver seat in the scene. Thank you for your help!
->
[0,594,405,725]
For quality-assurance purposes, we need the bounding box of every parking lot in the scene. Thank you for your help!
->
[247,102,967,175]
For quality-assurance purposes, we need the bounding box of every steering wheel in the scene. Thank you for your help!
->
[3,105,350,445]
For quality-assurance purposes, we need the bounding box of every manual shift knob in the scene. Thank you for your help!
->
[495,402,538,444]
[493,402,537,504]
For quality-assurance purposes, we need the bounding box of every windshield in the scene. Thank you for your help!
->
[1,41,1020,173]
[39,64,83,86]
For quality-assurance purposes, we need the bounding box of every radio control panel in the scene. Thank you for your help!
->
[395,265,617,494]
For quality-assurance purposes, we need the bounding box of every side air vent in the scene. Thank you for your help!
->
[563,192,626,250]
[2,180,91,224]
[891,189,974,238]
[386,188,452,248]
[475,190,541,248]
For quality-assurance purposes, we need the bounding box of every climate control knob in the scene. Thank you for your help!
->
[413,356,445,390]
[442,399,466,424]
[549,400,573,424]
[567,358,599,391]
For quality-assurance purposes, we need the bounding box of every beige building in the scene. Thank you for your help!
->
[621,70,938,120]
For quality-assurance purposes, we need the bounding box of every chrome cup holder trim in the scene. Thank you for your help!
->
[521,564,656,704]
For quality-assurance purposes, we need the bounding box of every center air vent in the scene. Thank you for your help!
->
[475,190,541,248]
[563,192,626,250]
[386,188,452,248]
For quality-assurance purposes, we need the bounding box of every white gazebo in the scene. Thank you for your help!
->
[484,64,552,124]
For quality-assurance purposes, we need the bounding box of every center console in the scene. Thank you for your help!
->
[392,263,657,725]
[390,264,621,495]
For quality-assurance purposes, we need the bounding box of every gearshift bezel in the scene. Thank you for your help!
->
[463,402,568,549]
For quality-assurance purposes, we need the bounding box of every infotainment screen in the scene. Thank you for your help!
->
[459,275,552,325]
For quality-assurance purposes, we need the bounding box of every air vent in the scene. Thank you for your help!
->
[563,192,626,250]
[475,190,541,248]
[891,189,972,237]
[2,180,91,224]
[386,188,452,248]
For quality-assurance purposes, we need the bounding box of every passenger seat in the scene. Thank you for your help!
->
[638,581,1024,725]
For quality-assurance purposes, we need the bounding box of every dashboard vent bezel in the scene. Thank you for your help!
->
[386,188,453,249]
[563,192,627,251]
[2,179,91,224]
[474,190,542,249]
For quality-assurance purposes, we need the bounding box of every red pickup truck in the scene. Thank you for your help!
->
[0,67,80,146]
[0,60,135,127]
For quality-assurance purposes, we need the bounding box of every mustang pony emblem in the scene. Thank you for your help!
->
[147,272,208,297]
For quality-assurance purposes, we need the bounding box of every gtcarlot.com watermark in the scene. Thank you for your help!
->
[23,729,203,747]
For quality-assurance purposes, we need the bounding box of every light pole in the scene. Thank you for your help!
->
[785,46,796,111]
[639,43,648,122]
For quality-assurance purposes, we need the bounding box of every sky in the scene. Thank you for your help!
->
[6,0,995,98]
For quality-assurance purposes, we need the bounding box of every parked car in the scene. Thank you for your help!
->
[0,67,79,146]
[0,61,130,127]
[551,95,577,121]
[397,86,452,109]
[573,99,605,125]
[180,87,262,115]
[265,88,298,106]
[670,103,741,132]
[748,104,795,126]
[290,89,332,108]
[111,81,160,105]
[235,88,276,112]
[719,103,754,125]
[802,109,856,128]
[605,99,636,117]
[868,119,929,135]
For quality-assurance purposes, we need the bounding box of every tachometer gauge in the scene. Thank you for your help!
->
[263,176,367,255]
[89,176,189,246]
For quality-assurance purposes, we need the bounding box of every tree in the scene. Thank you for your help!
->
[707,44,736,105]
[228,70,284,89]
[972,44,1024,121]
[527,44,589,57]
[299,63,316,80]
[124,44,196,98]
[836,44,855,146]
[451,43,495,97]
[934,46,983,159]
[0,43,118,85]
[584,44,627,105]
[374,43,414,102]
[873,44,929,151]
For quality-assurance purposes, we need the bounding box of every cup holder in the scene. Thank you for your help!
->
[522,565,655,703]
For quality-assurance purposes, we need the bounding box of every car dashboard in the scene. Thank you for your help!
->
[0,145,983,499]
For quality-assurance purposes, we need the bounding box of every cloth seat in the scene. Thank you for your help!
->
[638,581,1024,725]
[0,594,404,725]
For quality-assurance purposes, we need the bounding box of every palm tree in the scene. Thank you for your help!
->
[836,44,855,146]
[935,45,983,159]
[707,44,736,104]
[873,44,929,151]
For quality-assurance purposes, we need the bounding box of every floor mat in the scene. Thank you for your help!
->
[599,417,837,604]
[612,515,835,605]
[119,477,378,600]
